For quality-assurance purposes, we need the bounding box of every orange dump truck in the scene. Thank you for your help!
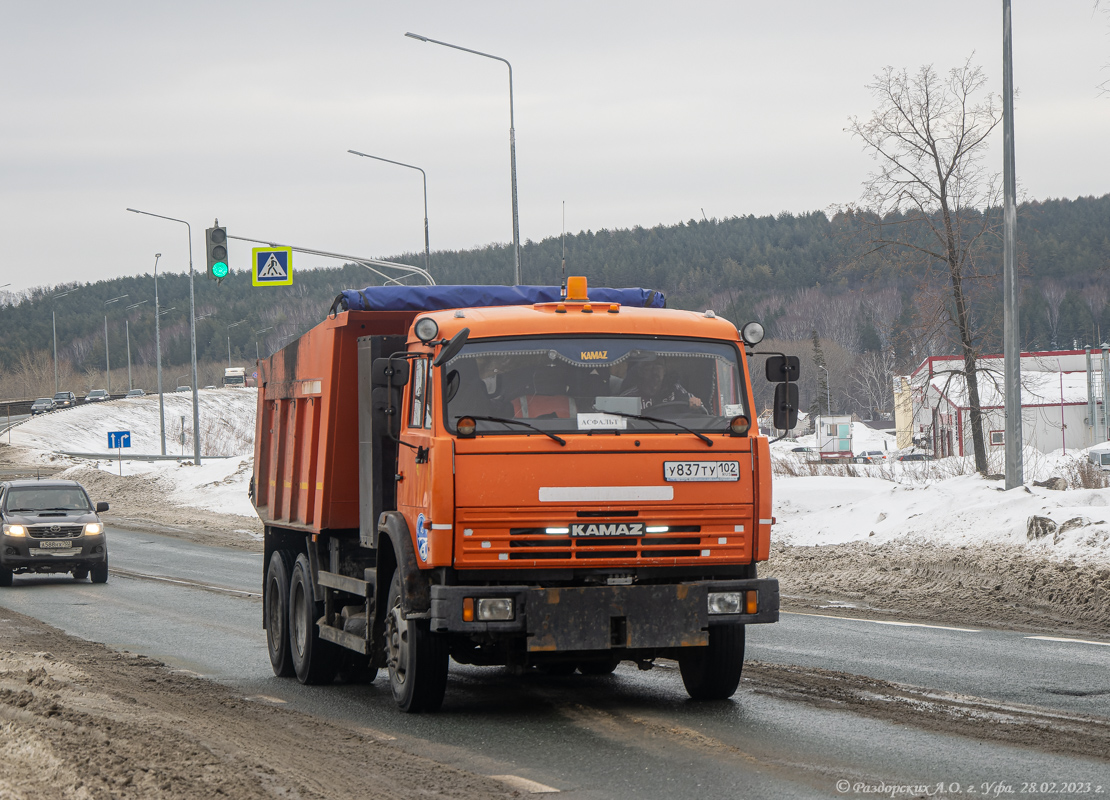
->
[253,278,797,712]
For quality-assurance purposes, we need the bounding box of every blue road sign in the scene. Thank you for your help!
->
[252,247,293,287]
[107,430,131,449]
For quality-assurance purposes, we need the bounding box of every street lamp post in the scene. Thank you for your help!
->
[227,319,247,367]
[103,295,128,395]
[152,253,166,455]
[51,289,76,395]
[347,150,430,273]
[253,327,273,361]
[126,208,202,465]
[406,32,522,284]
[124,300,148,391]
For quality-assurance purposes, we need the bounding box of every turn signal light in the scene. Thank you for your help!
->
[746,590,758,615]
[457,416,476,437]
[462,597,475,622]
[730,415,751,436]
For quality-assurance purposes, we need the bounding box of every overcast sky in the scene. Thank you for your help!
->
[1,1,1107,293]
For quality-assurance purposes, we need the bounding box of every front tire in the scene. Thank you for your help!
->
[90,557,108,584]
[0,566,12,587]
[265,549,296,677]
[384,571,448,713]
[72,568,89,581]
[289,554,338,685]
[678,625,745,700]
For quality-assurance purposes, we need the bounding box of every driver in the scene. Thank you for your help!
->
[620,356,702,410]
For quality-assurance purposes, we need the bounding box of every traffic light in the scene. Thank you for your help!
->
[205,222,229,282]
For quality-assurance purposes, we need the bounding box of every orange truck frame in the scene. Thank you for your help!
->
[253,278,795,712]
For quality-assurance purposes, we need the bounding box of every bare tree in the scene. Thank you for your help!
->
[850,349,895,418]
[847,58,1001,473]
[1041,279,1066,349]
[1082,279,1108,344]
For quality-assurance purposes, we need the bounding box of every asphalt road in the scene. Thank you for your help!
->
[1,526,1107,799]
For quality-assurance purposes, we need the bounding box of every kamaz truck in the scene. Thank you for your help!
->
[252,278,797,712]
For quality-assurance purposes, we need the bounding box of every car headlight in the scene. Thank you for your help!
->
[708,591,743,615]
[3,524,26,537]
[85,523,102,535]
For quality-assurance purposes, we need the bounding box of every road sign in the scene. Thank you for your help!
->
[107,430,131,449]
[252,247,293,287]
[252,371,258,379]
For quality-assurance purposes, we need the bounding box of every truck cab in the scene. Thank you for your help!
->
[253,279,795,712]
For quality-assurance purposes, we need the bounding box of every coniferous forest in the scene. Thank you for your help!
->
[1,193,1107,416]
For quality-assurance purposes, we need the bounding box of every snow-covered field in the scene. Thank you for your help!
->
[9,390,258,520]
[7,398,1110,563]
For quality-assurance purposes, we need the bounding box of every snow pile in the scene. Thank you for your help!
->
[774,474,1110,562]
[9,390,258,519]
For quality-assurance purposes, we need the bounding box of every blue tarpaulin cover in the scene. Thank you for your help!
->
[336,285,665,313]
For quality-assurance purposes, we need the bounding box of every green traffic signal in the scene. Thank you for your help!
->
[205,222,229,282]
[212,261,229,279]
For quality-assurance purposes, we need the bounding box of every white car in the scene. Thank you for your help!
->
[854,450,888,464]
[84,389,110,403]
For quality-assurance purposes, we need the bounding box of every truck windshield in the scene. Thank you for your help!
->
[441,337,747,436]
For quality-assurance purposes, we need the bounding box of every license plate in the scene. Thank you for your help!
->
[38,540,73,548]
[663,461,739,481]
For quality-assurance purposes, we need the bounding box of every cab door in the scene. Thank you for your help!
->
[396,357,435,563]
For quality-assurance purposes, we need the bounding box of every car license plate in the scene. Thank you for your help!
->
[38,540,73,548]
[663,461,739,481]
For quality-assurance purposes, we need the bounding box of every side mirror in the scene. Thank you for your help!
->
[765,355,800,383]
[773,383,799,431]
[432,327,470,368]
[96,501,109,513]
[371,357,410,387]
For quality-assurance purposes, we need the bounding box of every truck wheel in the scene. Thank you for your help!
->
[72,568,89,581]
[384,571,448,712]
[289,554,339,685]
[678,624,745,701]
[265,549,296,677]
[0,566,11,588]
[90,557,109,584]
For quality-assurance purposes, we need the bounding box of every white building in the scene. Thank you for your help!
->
[898,349,1110,457]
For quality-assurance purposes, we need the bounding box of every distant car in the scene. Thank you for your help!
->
[854,450,888,464]
[52,391,77,408]
[84,389,110,403]
[124,389,146,398]
[790,446,816,455]
[897,453,934,462]
[0,478,110,586]
[176,386,191,393]
[30,398,56,415]
[203,385,217,390]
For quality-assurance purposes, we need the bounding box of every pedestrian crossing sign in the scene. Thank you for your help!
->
[252,247,293,287]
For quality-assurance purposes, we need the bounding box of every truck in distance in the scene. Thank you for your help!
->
[223,367,246,388]
[252,277,797,712]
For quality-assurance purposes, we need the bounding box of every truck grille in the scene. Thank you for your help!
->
[29,525,84,539]
[456,505,750,567]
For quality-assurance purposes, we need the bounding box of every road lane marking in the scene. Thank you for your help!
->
[111,568,261,598]
[1025,636,1110,647]
[783,611,979,632]
[490,775,560,794]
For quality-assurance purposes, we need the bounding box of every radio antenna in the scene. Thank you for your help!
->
[560,200,567,299]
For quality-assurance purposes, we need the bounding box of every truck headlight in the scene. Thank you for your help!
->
[476,598,515,621]
[85,523,102,535]
[3,524,26,537]
[708,591,743,615]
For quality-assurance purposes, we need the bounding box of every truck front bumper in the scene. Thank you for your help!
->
[430,578,779,652]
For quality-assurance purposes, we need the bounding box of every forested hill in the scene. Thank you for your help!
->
[0,193,1107,398]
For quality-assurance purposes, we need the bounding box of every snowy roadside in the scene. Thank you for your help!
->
[5,399,1109,631]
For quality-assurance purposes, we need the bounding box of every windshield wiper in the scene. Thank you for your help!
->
[41,507,81,512]
[600,412,714,447]
[458,415,567,446]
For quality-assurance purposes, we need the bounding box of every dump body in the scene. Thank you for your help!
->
[254,284,782,710]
